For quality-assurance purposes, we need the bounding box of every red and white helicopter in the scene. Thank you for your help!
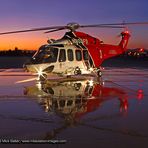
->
[0,22,148,80]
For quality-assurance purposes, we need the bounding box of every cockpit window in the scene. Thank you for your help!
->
[31,46,58,64]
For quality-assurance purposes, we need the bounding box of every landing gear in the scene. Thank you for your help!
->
[74,67,81,75]
[74,83,81,91]
[97,69,102,77]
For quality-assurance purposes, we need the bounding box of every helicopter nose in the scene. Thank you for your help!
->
[24,64,38,73]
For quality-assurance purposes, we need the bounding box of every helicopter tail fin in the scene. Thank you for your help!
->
[94,31,131,67]
[118,31,131,51]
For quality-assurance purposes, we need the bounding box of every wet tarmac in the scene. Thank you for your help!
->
[0,67,148,148]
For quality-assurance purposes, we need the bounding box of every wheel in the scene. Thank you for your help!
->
[97,70,102,77]
[74,67,81,75]
[74,83,81,91]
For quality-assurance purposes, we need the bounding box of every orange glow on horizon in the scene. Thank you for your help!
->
[0,33,62,50]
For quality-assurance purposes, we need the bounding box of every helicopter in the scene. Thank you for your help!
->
[0,22,148,81]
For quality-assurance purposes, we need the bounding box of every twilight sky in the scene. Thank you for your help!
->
[0,0,148,50]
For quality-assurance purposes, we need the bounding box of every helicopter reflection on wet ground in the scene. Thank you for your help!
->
[0,67,148,148]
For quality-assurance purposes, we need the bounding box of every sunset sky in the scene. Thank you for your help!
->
[0,0,148,50]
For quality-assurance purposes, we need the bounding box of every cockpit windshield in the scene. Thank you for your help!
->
[31,45,59,64]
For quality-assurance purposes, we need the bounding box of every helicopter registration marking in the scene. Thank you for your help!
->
[72,38,88,45]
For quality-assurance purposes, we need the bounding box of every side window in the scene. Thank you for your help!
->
[83,50,88,60]
[67,49,74,61]
[75,50,82,61]
[59,49,66,62]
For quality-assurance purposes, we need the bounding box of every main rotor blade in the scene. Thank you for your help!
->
[80,22,148,27]
[44,25,124,33]
[80,25,124,28]
[44,27,66,33]
[107,22,148,26]
[0,22,148,35]
[0,26,66,35]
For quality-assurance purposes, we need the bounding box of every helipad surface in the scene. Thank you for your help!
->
[0,68,148,148]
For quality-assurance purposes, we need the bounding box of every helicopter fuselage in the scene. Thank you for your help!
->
[25,31,130,80]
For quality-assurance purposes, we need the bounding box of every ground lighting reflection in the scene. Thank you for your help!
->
[24,78,144,119]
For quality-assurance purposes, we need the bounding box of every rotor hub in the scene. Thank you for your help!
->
[67,23,80,31]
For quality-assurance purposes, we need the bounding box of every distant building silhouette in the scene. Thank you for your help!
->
[0,48,36,57]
